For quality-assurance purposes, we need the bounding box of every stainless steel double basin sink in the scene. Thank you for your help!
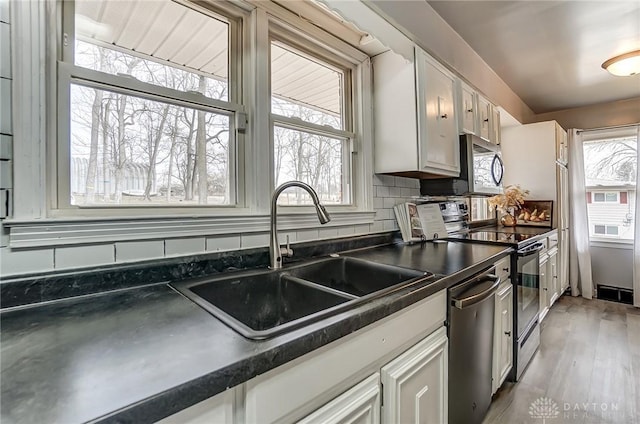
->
[171,256,432,340]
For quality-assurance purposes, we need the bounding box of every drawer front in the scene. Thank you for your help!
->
[495,256,511,283]
[548,234,558,249]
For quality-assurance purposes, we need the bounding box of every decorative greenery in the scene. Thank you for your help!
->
[487,185,530,213]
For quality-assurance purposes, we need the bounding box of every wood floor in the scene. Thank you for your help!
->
[483,295,640,424]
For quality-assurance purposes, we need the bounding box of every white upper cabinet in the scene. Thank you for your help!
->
[415,49,459,176]
[491,107,501,145]
[458,81,478,135]
[477,94,492,142]
[373,48,459,177]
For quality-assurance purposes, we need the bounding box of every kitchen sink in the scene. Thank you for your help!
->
[171,256,432,340]
[287,257,426,297]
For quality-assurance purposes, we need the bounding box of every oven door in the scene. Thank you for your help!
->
[516,243,543,337]
[471,140,503,195]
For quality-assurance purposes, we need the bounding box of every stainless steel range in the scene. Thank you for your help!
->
[432,200,544,381]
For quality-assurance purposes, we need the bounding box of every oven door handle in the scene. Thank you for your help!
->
[518,242,544,257]
[452,275,501,309]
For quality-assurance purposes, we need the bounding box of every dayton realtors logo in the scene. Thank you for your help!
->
[529,396,623,422]
[529,397,560,423]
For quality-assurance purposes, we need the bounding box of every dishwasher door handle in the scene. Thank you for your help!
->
[452,275,501,309]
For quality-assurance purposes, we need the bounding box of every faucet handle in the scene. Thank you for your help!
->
[280,235,294,258]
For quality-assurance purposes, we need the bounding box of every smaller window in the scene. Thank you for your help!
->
[593,224,619,235]
[592,192,619,203]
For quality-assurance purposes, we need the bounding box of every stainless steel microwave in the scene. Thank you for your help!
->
[420,134,504,196]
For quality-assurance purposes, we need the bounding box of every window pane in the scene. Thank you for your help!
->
[70,84,231,206]
[584,135,637,240]
[274,126,348,205]
[74,0,229,101]
[271,43,343,129]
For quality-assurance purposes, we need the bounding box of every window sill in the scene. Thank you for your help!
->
[589,238,634,250]
[4,210,376,249]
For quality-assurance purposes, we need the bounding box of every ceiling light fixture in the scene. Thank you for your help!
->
[602,50,640,76]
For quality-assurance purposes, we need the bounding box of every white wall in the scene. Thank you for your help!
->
[591,245,633,290]
[531,97,640,130]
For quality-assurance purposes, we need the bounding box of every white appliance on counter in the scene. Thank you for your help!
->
[501,120,570,297]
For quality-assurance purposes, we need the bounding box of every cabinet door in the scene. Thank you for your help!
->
[416,51,459,176]
[459,82,477,135]
[497,283,513,389]
[478,95,491,141]
[548,250,559,306]
[298,374,380,424]
[539,257,549,322]
[381,327,448,424]
[491,106,501,145]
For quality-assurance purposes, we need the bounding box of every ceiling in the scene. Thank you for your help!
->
[427,1,640,114]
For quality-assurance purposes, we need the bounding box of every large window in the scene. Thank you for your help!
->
[270,38,355,205]
[583,134,637,240]
[60,0,242,207]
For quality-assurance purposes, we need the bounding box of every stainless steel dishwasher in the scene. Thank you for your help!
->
[447,266,500,424]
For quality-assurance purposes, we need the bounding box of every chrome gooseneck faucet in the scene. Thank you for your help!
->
[269,181,331,269]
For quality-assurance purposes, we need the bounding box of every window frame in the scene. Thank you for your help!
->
[54,0,248,214]
[6,0,376,249]
[267,16,370,211]
[269,32,355,206]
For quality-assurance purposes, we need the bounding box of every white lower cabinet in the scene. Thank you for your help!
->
[492,280,513,394]
[381,327,448,424]
[297,374,381,424]
[548,247,559,307]
[158,291,449,424]
[539,253,550,322]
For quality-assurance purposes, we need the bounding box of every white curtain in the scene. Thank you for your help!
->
[567,129,594,299]
[634,125,640,307]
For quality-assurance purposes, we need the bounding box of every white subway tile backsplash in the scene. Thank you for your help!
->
[400,187,420,197]
[376,185,389,198]
[373,197,384,209]
[115,240,164,262]
[206,234,241,252]
[376,174,395,186]
[0,247,54,276]
[353,224,370,235]
[318,227,339,240]
[369,220,385,233]
[337,226,355,237]
[375,208,391,221]
[383,219,398,231]
[0,78,11,135]
[0,134,11,159]
[383,197,397,209]
[165,237,205,257]
[295,228,319,242]
[55,244,114,269]
[0,23,9,79]
[240,233,269,249]
[389,186,402,197]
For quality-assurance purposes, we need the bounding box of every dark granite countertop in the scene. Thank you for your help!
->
[1,241,510,424]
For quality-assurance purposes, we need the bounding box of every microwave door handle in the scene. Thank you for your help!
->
[491,154,504,186]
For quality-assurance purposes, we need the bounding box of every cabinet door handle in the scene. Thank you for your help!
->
[467,108,473,113]
[502,267,509,272]
[543,287,548,291]
[441,113,448,119]
[484,118,489,122]
[504,331,511,337]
